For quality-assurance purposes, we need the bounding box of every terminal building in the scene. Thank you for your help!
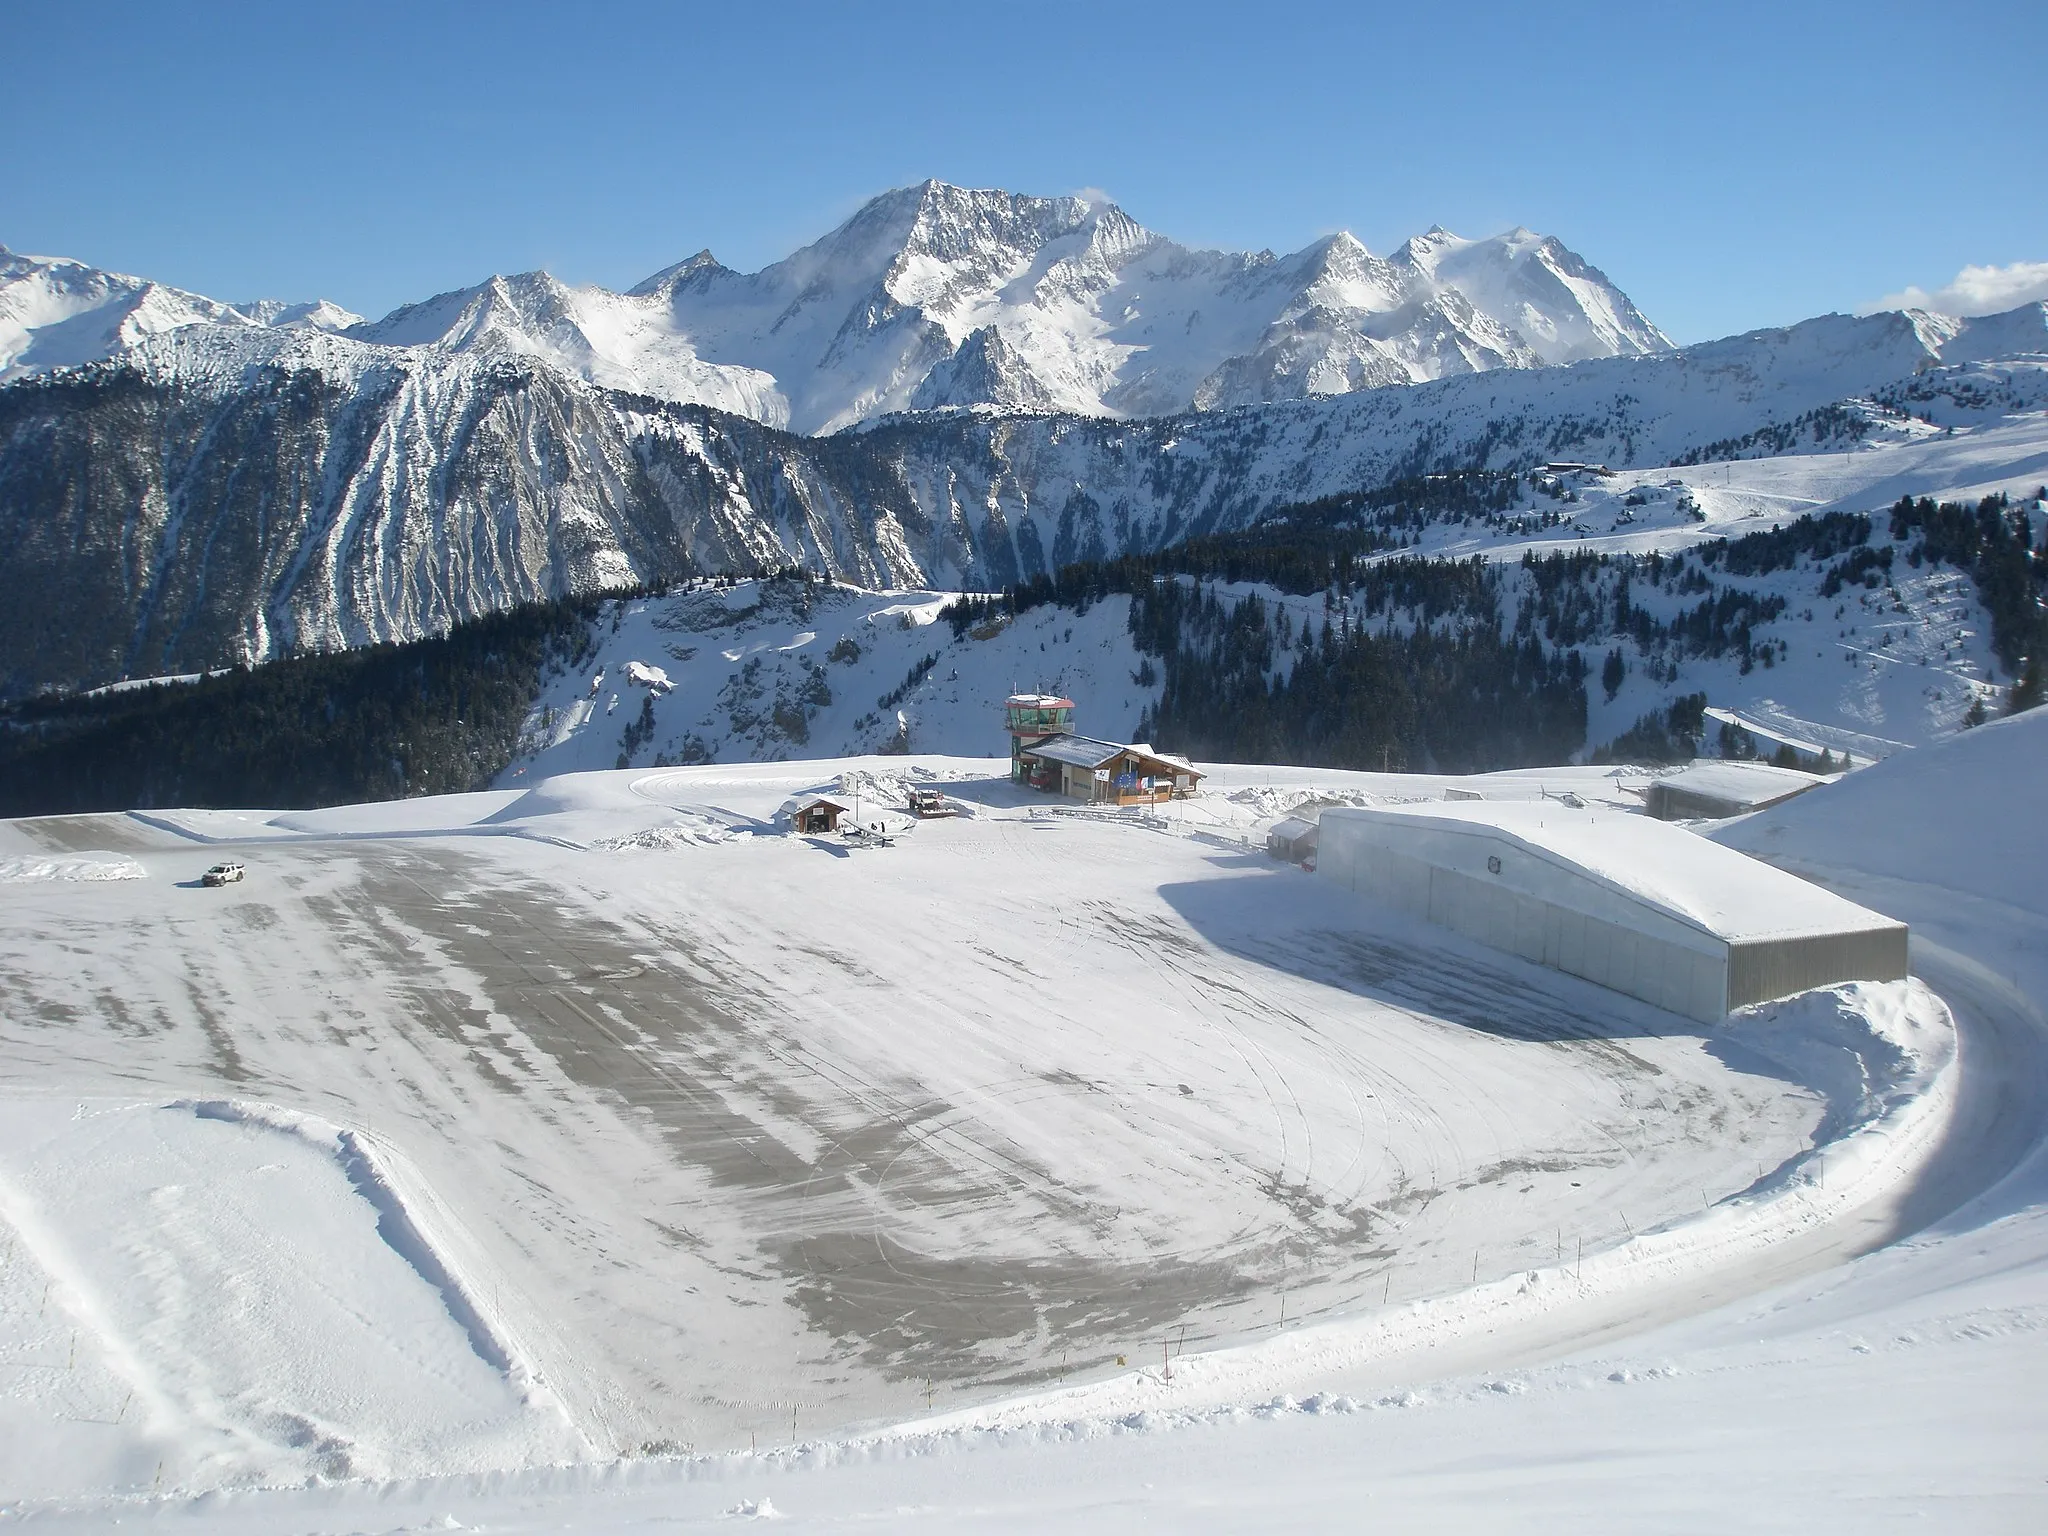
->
[1004,694,1203,805]
[1317,800,1906,1022]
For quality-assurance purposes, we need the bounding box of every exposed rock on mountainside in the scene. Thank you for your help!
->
[1,296,2041,700]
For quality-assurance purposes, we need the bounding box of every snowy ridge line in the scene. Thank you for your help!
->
[170,1099,588,1449]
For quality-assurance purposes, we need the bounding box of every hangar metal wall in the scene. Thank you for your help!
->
[1728,928,1909,1009]
[1320,819,1730,1022]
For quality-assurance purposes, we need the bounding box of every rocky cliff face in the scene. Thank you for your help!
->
[6,300,2035,701]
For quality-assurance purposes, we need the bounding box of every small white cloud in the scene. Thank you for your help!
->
[1072,186,1115,210]
[1868,260,2048,317]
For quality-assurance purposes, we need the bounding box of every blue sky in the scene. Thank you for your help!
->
[5,0,2042,343]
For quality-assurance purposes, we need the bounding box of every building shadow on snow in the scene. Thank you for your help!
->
[1157,866,1711,1048]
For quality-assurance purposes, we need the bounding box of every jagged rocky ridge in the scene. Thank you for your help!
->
[1,299,2043,699]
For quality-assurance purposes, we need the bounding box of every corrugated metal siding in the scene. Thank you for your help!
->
[1323,807,1911,1021]
[1647,783,1743,821]
[1727,926,1909,1010]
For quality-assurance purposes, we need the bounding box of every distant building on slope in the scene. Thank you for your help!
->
[1645,762,1820,822]
[1266,815,1320,865]
[1003,693,1202,805]
[1317,801,1906,1022]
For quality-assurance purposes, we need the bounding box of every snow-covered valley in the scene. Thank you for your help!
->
[1,187,2044,701]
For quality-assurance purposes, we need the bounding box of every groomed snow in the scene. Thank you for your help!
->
[1,742,2010,1525]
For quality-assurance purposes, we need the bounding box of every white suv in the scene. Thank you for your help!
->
[201,862,246,887]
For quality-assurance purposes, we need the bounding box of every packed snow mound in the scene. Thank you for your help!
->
[0,854,145,882]
[1719,979,1953,1146]
[1719,705,2048,915]
[593,814,738,851]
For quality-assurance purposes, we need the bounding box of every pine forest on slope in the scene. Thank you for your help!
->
[4,486,2039,816]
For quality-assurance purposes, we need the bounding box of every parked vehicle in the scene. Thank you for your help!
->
[201,862,246,886]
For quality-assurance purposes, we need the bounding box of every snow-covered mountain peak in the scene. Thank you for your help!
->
[629,249,728,297]
[0,244,364,383]
[2,193,1677,429]
[231,297,364,332]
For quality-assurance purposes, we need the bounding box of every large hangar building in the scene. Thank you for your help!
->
[1318,802,1907,1022]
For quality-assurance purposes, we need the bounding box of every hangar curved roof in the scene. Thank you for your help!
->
[1326,800,1900,946]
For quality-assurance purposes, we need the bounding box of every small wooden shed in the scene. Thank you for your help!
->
[1266,815,1319,864]
[784,795,850,835]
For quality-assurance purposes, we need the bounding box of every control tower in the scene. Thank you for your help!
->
[1004,693,1075,784]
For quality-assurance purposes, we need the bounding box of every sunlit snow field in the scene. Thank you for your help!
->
[0,750,1977,1517]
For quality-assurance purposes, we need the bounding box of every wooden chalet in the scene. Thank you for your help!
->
[781,795,850,835]
[1015,733,1203,805]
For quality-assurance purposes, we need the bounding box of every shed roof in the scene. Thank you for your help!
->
[1328,800,1896,946]
[1268,815,1319,841]
[778,794,849,815]
[1656,761,1821,808]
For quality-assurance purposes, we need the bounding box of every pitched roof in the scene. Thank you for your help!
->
[1020,733,1127,770]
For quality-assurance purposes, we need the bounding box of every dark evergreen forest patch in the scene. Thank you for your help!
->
[0,599,603,816]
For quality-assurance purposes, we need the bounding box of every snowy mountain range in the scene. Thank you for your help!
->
[1,286,2042,700]
[0,246,360,383]
[4,182,1668,429]
[1,182,2045,700]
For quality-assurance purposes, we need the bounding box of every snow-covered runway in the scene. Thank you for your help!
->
[0,760,1956,1508]
[6,732,2040,1528]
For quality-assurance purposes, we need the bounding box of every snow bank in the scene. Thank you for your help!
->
[1719,979,1948,1144]
[593,816,740,851]
[0,855,145,883]
[1721,704,2048,914]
